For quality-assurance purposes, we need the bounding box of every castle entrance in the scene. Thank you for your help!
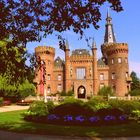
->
[77,86,86,98]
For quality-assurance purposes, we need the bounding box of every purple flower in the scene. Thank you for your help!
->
[119,115,127,121]
[47,114,59,120]
[89,116,100,122]
[75,115,85,122]
[64,115,73,122]
[104,115,116,121]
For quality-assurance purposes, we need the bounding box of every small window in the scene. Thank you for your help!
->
[57,84,62,92]
[100,73,104,80]
[47,86,51,93]
[58,74,61,81]
[111,58,114,64]
[48,60,51,65]
[47,74,51,80]
[126,72,128,78]
[112,73,115,79]
[118,57,122,63]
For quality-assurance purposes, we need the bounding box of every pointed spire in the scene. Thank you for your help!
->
[107,8,110,18]
[92,38,96,49]
[104,9,116,43]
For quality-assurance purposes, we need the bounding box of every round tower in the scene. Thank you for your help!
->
[101,10,131,96]
[101,43,129,96]
[34,46,55,95]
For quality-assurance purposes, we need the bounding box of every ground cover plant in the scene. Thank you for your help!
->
[23,98,134,126]
[0,110,140,137]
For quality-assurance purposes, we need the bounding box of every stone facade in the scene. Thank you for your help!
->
[34,12,131,98]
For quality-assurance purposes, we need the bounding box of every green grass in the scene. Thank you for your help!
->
[0,110,140,137]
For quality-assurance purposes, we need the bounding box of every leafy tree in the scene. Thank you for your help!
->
[129,71,140,96]
[98,86,114,96]
[130,71,140,90]
[0,0,123,47]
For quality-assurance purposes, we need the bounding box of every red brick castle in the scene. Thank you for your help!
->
[34,11,131,98]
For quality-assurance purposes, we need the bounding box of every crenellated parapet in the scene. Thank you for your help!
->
[35,46,55,56]
[101,43,128,57]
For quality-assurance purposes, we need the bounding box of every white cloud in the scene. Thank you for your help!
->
[129,61,140,78]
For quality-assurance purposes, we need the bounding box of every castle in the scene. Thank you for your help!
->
[34,11,131,98]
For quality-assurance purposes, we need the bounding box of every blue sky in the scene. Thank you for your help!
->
[27,0,140,78]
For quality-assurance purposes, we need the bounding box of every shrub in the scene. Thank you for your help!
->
[129,89,140,96]
[98,86,114,96]
[46,101,55,113]
[131,110,140,120]
[108,100,140,115]
[52,103,94,117]
[27,101,48,116]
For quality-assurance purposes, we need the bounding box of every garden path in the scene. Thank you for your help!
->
[0,105,29,112]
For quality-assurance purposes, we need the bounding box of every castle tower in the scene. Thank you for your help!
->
[92,39,99,95]
[34,46,55,95]
[101,10,130,96]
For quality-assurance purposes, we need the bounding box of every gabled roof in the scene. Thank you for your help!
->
[54,56,64,67]
[97,59,106,66]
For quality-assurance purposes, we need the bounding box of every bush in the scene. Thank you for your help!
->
[129,89,140,96]
[52,103,94,117]
[27,101,48,116]
[98,86,114,96]
[108,100,140,115]
[46,101,55,113]
[60,90,74,96]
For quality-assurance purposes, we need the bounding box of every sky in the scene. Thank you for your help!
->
[26,0,140,78]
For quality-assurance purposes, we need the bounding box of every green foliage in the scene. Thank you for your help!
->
[98,86,114,96]
[18,79,35,98]
[94,102,111,111]
[130,71,140,90]
[132,110,140,119]
[108,100,140,114]
[129,89,140,96]
[27,101,48,116]
[0,97,3,106]
[61,97,84,105]
[46,101,55,113]
[60,90,74,96]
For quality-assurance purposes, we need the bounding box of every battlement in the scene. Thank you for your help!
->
[101,43,128,49]
[35,46,55,55]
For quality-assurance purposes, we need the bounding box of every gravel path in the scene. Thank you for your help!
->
[0,105,29,112]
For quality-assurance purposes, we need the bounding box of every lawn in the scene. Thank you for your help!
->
[0,110,140,137]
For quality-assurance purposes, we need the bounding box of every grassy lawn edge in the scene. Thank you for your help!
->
[0,110,140,138]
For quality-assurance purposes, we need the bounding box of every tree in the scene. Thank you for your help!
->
[0,38,27,83]
[98,86,114,97]
[0,0,123,47]
[130,71,140,90]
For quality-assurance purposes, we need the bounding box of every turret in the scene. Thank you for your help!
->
[92,39,99,95]
[34,46,55,95]
[101,11,130,96]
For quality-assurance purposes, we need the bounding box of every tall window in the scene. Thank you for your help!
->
[47,86,51,93]
[76,68,86,79]
[126,72,129,78]
[57,84,62,92]
[111,58,114,64]
[112,73,115,79]
[58,74,61,81]
[47,74,51,80]
[100,73,104,80]
[118,57,122,63]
